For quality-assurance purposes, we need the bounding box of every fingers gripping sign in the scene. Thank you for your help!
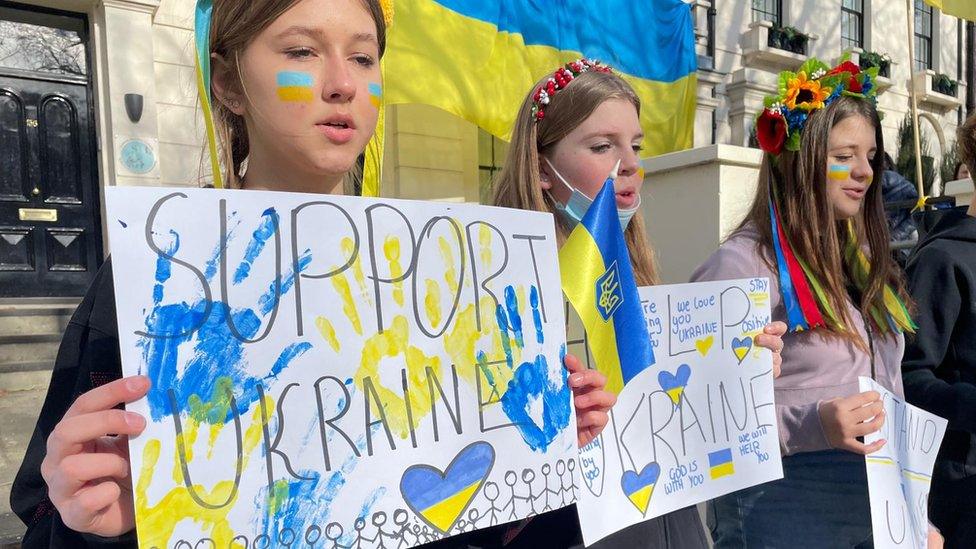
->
[565,353,615,448]
[818,391,887,455]
[42,376,150,537]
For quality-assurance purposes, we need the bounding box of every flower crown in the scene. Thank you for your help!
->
[756,56,880,155]
[531,59,613,121]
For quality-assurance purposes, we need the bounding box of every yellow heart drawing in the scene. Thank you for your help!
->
[626,485,654,514]
[733,345,750,363]
[695,336,714,357]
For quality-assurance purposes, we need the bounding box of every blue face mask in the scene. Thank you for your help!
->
[544,158,641,230]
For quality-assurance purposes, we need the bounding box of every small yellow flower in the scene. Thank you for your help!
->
[784,72,831,111]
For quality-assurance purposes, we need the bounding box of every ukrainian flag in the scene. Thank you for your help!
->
[708,448,735,479]
[559,177,655,396]
[924,0,976,21]
[381,0,698,157]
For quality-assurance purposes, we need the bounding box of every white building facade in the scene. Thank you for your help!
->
[690,0,971,159]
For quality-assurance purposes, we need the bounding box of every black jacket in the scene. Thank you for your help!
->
[903,207,976,482]
[10,260,136,548]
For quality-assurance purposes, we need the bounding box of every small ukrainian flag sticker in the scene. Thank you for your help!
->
[708,449,735,479]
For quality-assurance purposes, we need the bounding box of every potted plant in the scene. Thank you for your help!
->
[767,24,786,50]
[933,73,958,97]
[859,51,891,78]
[767,24,809,55]
[785,26,809,54]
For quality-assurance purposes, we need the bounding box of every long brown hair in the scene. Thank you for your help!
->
[493,70,659,286]
[738,96,910,344]
[207,0,387,189]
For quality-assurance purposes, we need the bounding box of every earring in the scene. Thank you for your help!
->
[229,100,241,110]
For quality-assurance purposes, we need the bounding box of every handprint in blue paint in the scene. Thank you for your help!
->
[488,285,572,452]
[137,202,312,424]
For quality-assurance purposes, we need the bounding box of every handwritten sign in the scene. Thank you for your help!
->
[105,187,577,548]
[572,278,782,545]
[860,377,947,549]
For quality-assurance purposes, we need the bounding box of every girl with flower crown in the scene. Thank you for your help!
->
[437,59,786,548]
[691,58,941,547]
[10,3,618,548]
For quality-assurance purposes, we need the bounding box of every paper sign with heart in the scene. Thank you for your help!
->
[620,462,661,515]
[731,336,753,364]
[400,441,495,534]
[658,364,691,405]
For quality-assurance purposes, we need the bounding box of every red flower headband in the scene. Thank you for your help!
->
[531,59,613,121]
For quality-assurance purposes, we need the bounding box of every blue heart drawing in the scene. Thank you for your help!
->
[731,336,753,364]
[620,462,660,514]
[658,364,691,405]
[400,441,495,534]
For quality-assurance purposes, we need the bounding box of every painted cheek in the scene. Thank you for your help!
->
[827,165,851,181]
[368,82,382,109]
[276,71,315,103]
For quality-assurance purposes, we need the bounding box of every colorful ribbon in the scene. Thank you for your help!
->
[195,0,224,189]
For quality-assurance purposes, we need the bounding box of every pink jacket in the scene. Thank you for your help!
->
[691,226,905,457]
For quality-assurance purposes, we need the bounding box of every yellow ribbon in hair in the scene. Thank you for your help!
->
[845,222,917,334]
[195,0,224,189]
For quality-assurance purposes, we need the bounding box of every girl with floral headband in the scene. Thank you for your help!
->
[691,57,941,547]
[10,4,616,548]
[441,59,787,548]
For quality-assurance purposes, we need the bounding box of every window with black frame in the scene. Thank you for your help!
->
[478,129,507,205]
[752,0,781,25]
[841,0,864,51]
[914,0,934,71]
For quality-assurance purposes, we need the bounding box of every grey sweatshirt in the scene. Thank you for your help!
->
[690,226,904,457]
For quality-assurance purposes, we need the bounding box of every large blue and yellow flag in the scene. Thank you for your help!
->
[559,171,655,396]
[381,0,698,158]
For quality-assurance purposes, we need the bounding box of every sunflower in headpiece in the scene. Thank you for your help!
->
[755,55,880,155]
[783,71,831,111]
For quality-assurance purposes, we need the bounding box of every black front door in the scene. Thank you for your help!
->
[0,2,102,297]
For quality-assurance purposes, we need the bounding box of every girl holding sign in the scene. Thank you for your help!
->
[692,58,941,547]
[452,60,787,548]
[11,2,614,547]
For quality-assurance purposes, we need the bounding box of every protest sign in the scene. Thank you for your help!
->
[573,278,782,545]
[861,377,947,549]
[106,187,577,548]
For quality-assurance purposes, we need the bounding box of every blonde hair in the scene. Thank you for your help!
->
[206,0,387,191]
[492,70,659,286]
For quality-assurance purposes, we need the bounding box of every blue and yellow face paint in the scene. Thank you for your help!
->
[276,71,314,102]
[828,164,851,181]
[368,82,382,109]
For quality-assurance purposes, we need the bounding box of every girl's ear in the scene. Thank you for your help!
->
[538,155,553,190]
[211,53,246,116]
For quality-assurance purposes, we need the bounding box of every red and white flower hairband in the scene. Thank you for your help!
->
[530,58,613,122]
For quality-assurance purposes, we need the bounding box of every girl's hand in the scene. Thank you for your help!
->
[565,354,616,448]
[927,525,944,549]
[41,376,150,537]
[755,321,787,378]
[817,391,886,454]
